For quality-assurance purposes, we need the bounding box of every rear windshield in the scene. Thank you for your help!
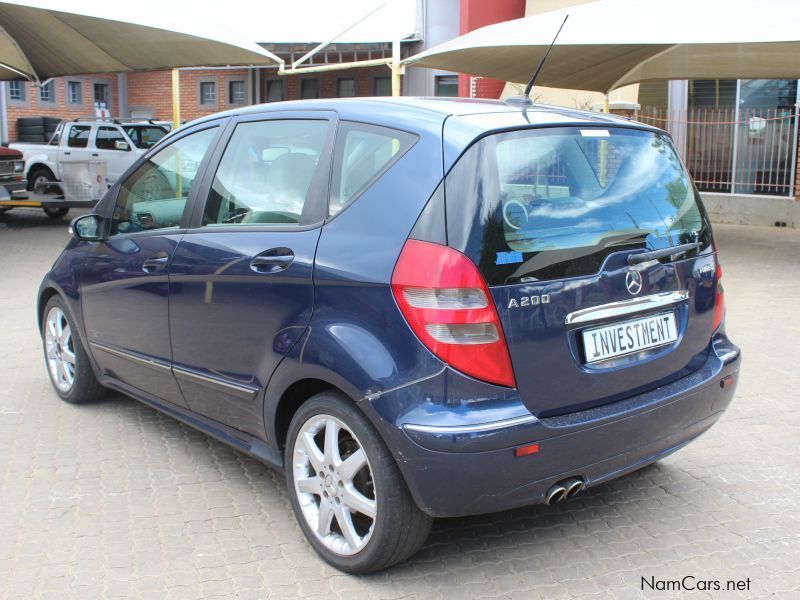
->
[445,126,711,285]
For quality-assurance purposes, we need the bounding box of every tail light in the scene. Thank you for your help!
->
[391,239,516,387]
[712,259,725,332]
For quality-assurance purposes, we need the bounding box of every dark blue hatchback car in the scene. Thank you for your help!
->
[39,98,740,572]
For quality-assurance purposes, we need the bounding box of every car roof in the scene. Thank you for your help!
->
[190,96,651,130]
[185,97,663,171]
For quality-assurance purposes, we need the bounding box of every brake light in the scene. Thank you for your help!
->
[712,260,725,332]
[391,239,516,387]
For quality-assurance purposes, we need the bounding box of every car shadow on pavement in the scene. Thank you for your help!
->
[77,387,697,582]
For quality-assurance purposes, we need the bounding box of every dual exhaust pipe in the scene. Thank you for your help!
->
[545,477,585,505]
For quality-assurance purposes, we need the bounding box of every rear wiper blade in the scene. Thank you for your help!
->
[628,242,702,266]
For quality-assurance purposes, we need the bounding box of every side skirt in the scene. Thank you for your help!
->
[103,377,284,472]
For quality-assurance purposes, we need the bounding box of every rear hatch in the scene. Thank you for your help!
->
[444,124,718,417]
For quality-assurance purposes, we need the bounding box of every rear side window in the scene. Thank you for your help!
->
[203,119,329,226]
[446,127,711,285]
[67,125,90,148]
[96,126,125,150]
[329,122,416,216]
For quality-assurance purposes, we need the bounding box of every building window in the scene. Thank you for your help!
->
[435,75,458,97]
[9,81,25,101]
[39,80,55,103]
[337,78,355,98]
[228,80,245,104]
[200,81,216,105]
[67,81,82,104]
[266,80,283,102]
[374,77,391,97]
[94,82,109,107]
[301,79,318,99]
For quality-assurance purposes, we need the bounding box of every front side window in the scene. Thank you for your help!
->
[446,127,712,285]
[123,125,168,149]
[228,80,245,104]
[329,122,417,216]
[200,82,216,105]
[96,126,126,150]
[9,81,24,101]
[67,125,91,148]
[111,127,217,235]
[203,119,329,226]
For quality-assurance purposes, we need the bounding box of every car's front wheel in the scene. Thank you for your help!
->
[285,392,432,573]
[42,296,104,404]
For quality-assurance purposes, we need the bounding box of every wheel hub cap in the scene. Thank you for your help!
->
[44,307,75,393]
[292,414,377,556]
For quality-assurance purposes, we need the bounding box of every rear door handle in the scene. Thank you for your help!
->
[250,247,294,273]
[91,153,99,157]
[142,251,170,272]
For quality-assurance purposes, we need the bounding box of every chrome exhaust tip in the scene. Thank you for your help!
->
[546,484,567,505]
[563,478,585,498]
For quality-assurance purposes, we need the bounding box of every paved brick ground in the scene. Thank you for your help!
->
[0,209,798,599]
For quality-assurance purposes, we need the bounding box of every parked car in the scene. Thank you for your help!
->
[0,145,27,213]
[37,98,740,573]
[11,119,170,192]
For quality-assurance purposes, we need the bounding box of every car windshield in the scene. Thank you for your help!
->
[445,126,712,285]
[124,125,169,149]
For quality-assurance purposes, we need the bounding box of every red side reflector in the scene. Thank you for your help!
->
[720,375,734,389]
[514,443,540,457]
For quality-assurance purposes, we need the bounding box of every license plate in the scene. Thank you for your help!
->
[582,312,678,364]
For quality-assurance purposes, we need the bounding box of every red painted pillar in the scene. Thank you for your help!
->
[457,0,526,98]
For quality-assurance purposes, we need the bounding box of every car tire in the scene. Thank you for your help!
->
[285,391,432,573]
[42,296,105,404]
[43,206,69,219]
[27,165,57,193]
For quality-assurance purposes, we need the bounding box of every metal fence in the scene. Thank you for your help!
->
[637,107,799,197]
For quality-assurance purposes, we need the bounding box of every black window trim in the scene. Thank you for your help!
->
[325,119,418,224]
[95,119,229,239]
[185,110,339,233]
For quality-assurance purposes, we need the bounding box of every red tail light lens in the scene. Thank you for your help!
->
[712,260,725,332]
[391,239,516,388]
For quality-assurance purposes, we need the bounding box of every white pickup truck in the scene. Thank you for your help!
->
[11,120,170,193]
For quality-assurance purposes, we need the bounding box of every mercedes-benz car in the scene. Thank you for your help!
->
[38,98,740,573]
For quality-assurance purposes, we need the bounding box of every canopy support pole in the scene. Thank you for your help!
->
[391,38,402,97]
[172,68,181,130]
[603,94,610,113]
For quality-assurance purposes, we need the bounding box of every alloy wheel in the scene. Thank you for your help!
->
[44,307,75,392]
[292,414,377,556]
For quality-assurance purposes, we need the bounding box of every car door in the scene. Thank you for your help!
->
[168,112,335,436]
[59,123,94,167]
[80,123,224,407]
[94,125,134,183]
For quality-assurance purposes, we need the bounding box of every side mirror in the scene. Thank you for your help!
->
[114,140,130,151]
[70,214,105,241]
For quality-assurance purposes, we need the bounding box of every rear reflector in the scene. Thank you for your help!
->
[391,239,516,388]
[515,443,540,457]
[712,260,725,332]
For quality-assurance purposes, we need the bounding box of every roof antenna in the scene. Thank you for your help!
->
[506,14,569,107]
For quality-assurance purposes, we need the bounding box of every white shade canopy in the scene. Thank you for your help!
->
[0,0,281,81]
[405,0,800,93]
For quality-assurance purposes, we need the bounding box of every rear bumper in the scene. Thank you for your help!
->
[363,334,740,517]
